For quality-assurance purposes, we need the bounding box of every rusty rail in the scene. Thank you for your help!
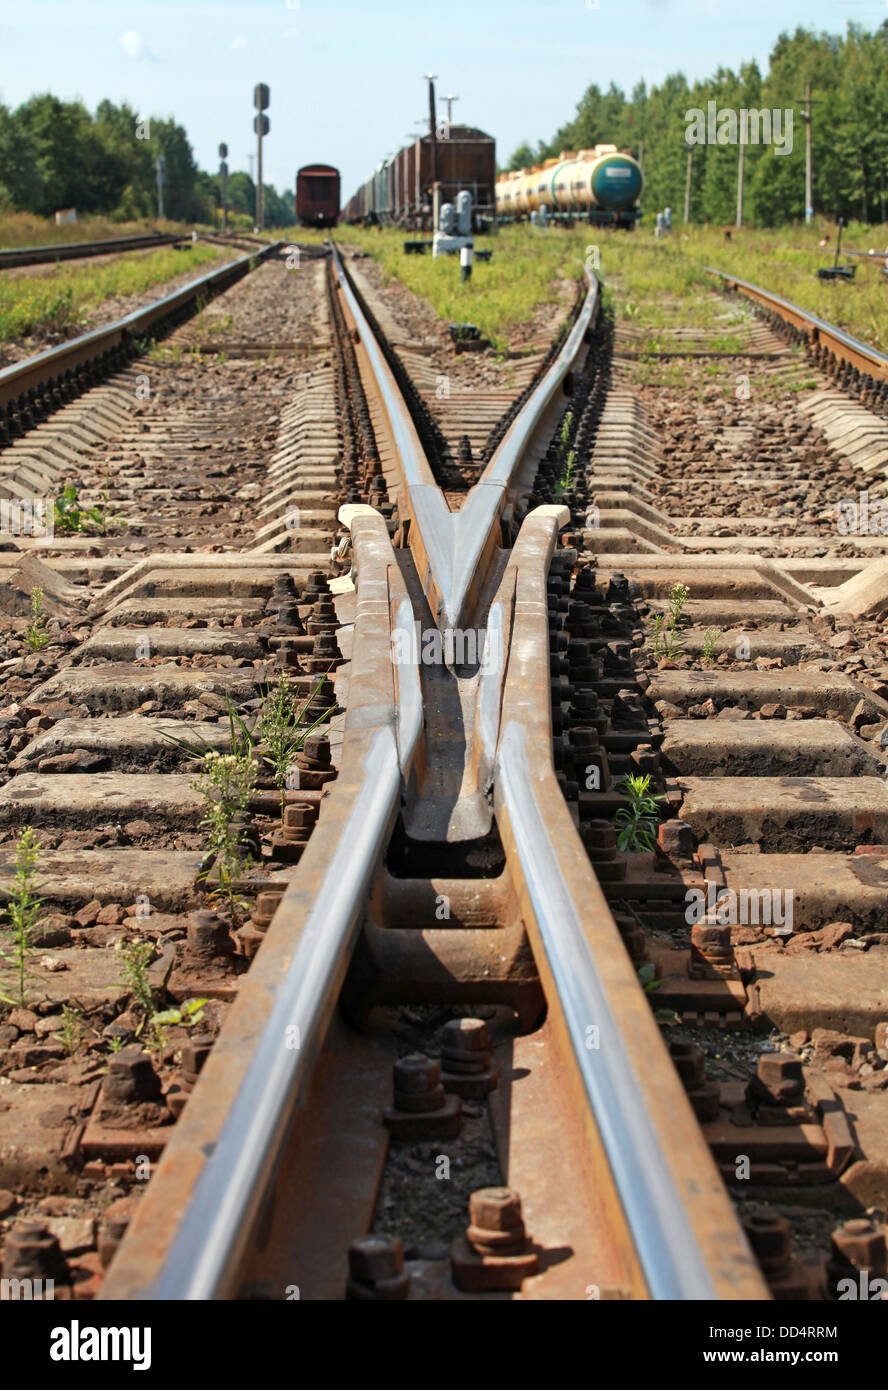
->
[0,231,188,270]
[707,265,888,386]
[0,242,283,430]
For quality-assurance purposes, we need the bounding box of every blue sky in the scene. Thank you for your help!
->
[1,0,885,201]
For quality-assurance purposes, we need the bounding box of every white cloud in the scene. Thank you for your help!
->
[119,30,143,58]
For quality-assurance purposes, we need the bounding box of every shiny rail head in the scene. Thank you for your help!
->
[706,265,888,373]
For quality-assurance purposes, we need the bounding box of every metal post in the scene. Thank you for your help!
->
[804,84,813,225]
[257,125,263,231]
[683,146,693,224]
[219,143,228,232]
[736,128,744,228]
[425,74,439,193]
[154,155,165,221]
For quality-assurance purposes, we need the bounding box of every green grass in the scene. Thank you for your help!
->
[335,224,586,351]
[336,216,888,354]
[596,218,888,352]
[0,211,194,249]
[0,243,225,342]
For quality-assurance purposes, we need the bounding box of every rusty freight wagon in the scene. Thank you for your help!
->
[344,125,495,228]
[295,164,341,228]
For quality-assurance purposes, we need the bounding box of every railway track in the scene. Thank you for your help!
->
[0,230,268,272]
[0,235,885,1308]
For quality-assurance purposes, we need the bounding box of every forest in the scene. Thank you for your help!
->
[506,24,888,227]
[0,95,293,227]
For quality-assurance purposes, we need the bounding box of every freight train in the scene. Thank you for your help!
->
[496,145,643,227]
[343,125,495,229]
[295,164,341,228]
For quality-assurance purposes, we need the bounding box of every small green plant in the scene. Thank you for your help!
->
[24,586,51,651]
[54,479,126,536]
[107,1035,126,1055]
[0,827,42,1008]
[650,583,690,660]
[615,773,664,853]
[258,672,332,818]
[115,936,156,1021]
[53,1003,84,1055]
[701,628,722,662]
[193,750,257,912]
[554,410,577,499]
[637,962,663,994]
[149,997,208,1055]
[158,693,255,765]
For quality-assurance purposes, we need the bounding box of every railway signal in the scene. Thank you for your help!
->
[253,83,270,231]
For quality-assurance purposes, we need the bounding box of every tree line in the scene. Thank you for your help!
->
[0,95,294,227]
[507,23,888,227]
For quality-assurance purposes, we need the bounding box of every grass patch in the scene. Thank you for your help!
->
[0,242,224,342]
[0,211,194,250]
[335,224,587,351]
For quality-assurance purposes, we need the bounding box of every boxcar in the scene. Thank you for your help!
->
[295,164,341,228]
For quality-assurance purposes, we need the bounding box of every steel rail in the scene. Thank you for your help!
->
[0,231,188,271]
[490,507,766,1300]
[707,265,888,382]
[100,507,422,1299]
[330,238,599,631]
[0,242,282,413]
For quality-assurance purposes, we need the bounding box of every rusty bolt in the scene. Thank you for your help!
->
[181,1034,213,1084]
[102,1047,163,1105]
[469,1188,524,1234]
[187,909,233,959]
[346,1235,409,1300]
[657,821,697,856]
[98,1196,138,1269]
[394,1054,439,1095]
[442,1018,491,1053]
[283,804,314,833]
[750,1052,805,1107]
[830,1218,887,1274]
[251,889,283,931]
[670,1039,706,1090]
[1,1221,69,1283]
[349,1234,404,1283]
[742,1206,793,1274]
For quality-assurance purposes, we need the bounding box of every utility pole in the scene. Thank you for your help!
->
[219,143,228,231]
[796,84,818,225]
[253,83,270,231]
[736,126,745,228]
[683,144,693,224]
[248,153,256,182]
[424,74,439,233]
[154,154,165,221]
